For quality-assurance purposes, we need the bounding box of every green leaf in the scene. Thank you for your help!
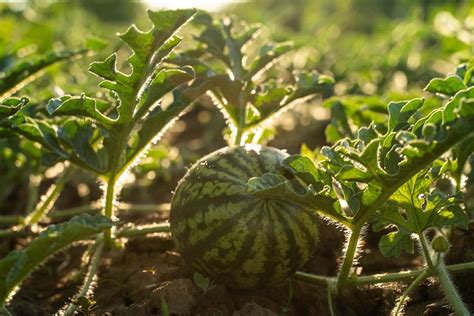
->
[123,77,211,173]
[282,154,330,190]
[128,92,190,164]
[0,97,28,121]
[58,120,108,173]
[193,272,210,291]
[325,101,354,143]
[247,41,293,80]
[18,9,200,176]
[285,64,474,229]
[252,85,291,117]
[378,230,414,257]
[134,67,194,120]
[246,172,346,223]
[374,172,469,254]
[0,50,88,100]
[425,75,467,96]
[291,72,334,100]
[10,115,68,158]
[47,95,116,128]
[88,9,196,123]
[0,214,113,304]
[182,14,334,145]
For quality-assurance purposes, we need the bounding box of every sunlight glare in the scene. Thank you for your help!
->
[144,0,243,11]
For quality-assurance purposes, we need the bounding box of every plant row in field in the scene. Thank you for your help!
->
[0,8,473,315]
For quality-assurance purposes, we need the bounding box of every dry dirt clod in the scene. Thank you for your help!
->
[232,302,278,316]
[149,278,201,315]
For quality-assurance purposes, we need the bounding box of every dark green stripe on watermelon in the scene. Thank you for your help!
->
[170,145,319,289]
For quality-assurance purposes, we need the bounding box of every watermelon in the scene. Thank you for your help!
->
[170,145,319,289]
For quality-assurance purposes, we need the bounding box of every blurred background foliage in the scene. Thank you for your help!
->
[0,0,473,212]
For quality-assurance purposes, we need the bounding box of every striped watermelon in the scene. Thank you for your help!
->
[170,145,319,289]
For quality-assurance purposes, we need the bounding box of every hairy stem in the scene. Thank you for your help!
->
[418,233,435,270]
[49,202,170,221]
[293,261,474,286]
[63,241,104,316]
[392,270,429,315]
[116,222,171,238]
[336,225,363,291]
[0,216,23,227]
[103,176,118,248]
[435,261,470,316]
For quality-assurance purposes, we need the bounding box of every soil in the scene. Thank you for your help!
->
[2,105,474,315]
[5,222,474,315]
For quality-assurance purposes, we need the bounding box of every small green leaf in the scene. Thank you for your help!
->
[425,75,467,96]
[246,172,344,222]
[282,155,329,190]
[193,272,210,291]
[0,97,28,120]
[10,116,68,158]
[134,67,194,120]
[247,41,293,79]
[47,95,116,128]
[58,120,108,172]
[379,231,414,257]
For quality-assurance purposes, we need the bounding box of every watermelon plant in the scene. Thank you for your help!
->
[248,61,474,314]
[170,12,334,145]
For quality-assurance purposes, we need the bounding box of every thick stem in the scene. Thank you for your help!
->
[416,233,469,313]
[103,176,118,248]
[392,270,429,315]
[234,129,244,146]
[0,216,23,227]
[116,222,171,238]
[435,262,470,316]
[49,202,169,221]
[336,225,363,291]
[63,241,104,316]
[418,233,435,270]
[293,261,474,287]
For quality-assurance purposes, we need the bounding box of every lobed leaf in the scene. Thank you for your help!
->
[0,97,28,121]
[278,65,474,234]
[425,75,467,96]
[47,95,116,128]
[374,172,468,256]
[0,214,113,305]
[247,170,347,223]
[0,50,88,100]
